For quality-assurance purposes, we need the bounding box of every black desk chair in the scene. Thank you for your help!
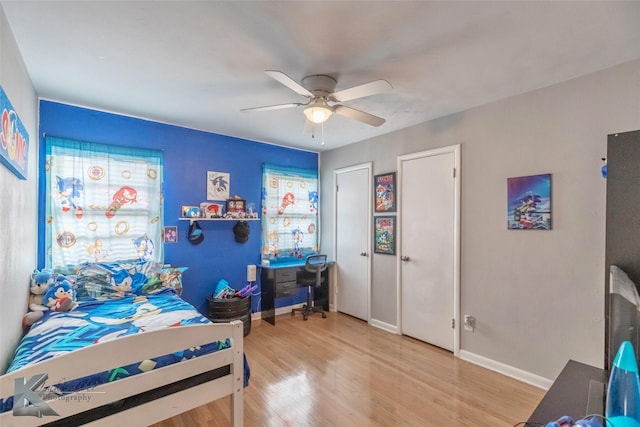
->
[292,254,328,321]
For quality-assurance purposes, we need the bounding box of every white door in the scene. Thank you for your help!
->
[334,164,371,321]
[398,146,460,352]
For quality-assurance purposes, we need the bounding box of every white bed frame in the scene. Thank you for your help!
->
[0,320,244,427]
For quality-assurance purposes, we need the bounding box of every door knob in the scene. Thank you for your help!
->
[360,251,368,256]
[401,256,410,262]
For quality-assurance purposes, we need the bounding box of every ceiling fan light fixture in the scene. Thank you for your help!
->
[304,101,333,124]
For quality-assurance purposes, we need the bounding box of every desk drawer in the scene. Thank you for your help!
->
[276,280,299,297]
[275,268,297,282]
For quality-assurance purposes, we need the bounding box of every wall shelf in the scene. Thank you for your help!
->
[178,217,260,224]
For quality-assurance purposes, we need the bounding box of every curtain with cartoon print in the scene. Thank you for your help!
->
[45,136,164,273]
[261,163,318,264]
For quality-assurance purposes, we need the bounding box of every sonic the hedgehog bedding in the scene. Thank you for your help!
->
[1,289,228,413]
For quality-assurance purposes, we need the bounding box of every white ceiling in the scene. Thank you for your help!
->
[2,1,640,152]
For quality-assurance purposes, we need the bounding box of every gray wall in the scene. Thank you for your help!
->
[0,5,39,373]
[320,58,640,383]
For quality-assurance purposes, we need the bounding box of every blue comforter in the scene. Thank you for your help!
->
[1,289,231,413]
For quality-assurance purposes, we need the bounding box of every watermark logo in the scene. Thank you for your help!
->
[13,374,59,418]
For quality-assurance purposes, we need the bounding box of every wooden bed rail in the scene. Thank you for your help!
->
[0,320,244,427]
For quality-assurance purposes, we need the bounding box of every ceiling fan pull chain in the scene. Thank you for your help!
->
[321,121,325,146]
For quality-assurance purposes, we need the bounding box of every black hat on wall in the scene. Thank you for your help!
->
[233,221,250,243]
[188,221,204,245]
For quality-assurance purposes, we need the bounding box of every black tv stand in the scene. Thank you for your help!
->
[527,360,608,425]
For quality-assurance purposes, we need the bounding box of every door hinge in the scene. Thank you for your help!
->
[451,318,455,329]
[453,168,456,178]
[336,184,339,192]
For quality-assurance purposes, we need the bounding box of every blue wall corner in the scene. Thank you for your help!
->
[38,100,318,314]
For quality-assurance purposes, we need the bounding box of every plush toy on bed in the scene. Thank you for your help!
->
[43,277,78,312]
[22,269,56,327]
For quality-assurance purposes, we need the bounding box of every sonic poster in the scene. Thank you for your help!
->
[0,85,29,180]
[507,173,552,230]
[207,171,229,200]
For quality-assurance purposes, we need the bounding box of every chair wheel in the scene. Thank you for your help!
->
[322,313,327,318]
[303,315,308,321]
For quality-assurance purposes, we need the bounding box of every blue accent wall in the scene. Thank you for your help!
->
[38,100,318,315]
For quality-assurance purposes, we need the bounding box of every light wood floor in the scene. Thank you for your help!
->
[151,312,545,427]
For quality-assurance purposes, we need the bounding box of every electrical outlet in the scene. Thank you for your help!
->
[464,315,475,332]
[246,264,257,282]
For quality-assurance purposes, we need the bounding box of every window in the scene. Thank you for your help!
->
[261,163,318,263]
[45,136,164,272]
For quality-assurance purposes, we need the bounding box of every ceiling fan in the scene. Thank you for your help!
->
[241,70,392,127]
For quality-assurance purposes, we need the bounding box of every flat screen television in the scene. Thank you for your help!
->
[608,265,640,370]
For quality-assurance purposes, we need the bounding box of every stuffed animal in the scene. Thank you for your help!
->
[22,269,55,328]
[43,278,78,312]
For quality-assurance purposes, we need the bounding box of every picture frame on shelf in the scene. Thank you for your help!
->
[374,216,396,255]
[181,205,201,218]
[200,202,225,218]
[226,199,246,213]
[374,172,396,213]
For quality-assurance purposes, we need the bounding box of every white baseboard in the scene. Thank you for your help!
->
[369,318,399,334]
[250,304,305,321]
[276,303,304,317]
[458,349,552,390]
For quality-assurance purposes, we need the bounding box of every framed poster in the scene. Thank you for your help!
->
[0,85,29,179]
[163,226,178,243]
[374,216,396,255]
[374,172,396,213]
[207,171,230,200]
[507,173,552,230]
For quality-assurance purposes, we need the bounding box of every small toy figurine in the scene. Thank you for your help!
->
[22,269,55,328]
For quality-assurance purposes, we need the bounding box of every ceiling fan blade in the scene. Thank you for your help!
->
[330,79,392,102]
[265,70,314,98]
[333,105,386,127]
[241,102,303,113]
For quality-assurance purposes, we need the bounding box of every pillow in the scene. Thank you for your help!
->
[139,267,188,295]
[74,263,116,301]
[75,261,164,300]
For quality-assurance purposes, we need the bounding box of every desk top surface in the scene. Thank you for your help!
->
[260,260,335,269]
[527,360,608,424]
